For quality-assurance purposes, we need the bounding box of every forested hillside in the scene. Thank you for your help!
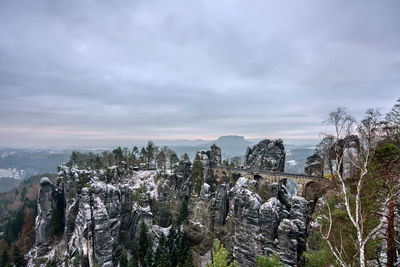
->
[0,173,57,265]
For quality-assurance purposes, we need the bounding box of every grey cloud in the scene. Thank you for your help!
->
[0,0,399,147]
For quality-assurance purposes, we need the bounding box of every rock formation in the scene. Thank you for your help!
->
[228,177,313,266]
[29,144,316,267]
[209,144,222,167]
[35,177,55,246]
[244,139,285,172]
[196,144,222,168]
[304,153,323,176]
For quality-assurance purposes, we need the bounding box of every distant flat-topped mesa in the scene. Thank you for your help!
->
[244,139,285,172]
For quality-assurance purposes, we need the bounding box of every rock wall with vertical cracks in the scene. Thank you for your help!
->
[29,146,317,267]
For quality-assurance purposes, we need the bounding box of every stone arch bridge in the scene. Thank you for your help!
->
[211,166,329,200]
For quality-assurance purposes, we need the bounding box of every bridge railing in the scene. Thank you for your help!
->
[211,166,327,180]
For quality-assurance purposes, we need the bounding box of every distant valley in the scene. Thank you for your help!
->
[0,136,316,192]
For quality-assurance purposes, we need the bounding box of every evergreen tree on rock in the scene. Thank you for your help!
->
[12,246,26,267]
[191,154,204,195]
[0,250,11,267]
[138,221,150,262]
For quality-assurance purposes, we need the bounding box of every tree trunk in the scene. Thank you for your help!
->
[387,199,396,267]
[386,166,397,267]
[360,243,366,267]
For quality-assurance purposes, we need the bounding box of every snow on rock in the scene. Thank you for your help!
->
[200,183,211,200]
[130,171,158,200]
[31,159,318,267]
[259,197,282,218]
[233,177,256,191]
[40,177,52,186]
[26,239,68,267]
[152,225,171,247]
[232,179,263,266]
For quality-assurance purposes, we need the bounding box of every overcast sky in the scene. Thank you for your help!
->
[0,0,399,148]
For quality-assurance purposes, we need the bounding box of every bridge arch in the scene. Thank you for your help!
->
[210,167,327,199]
[279,178,298,197]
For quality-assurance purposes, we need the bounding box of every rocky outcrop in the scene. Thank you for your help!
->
[32,166,161,266]
[183,176,312,266]
[35,177,54,246]
[276,219,299,265]
[31,149,315,267]
[89,182,121,266]
[213,184,229,227]
[304,153,323,176]
[209,144,222,167]
[259,197,283,248]
[196,145,222,192]
[35,176,65,256]
[244,139,285,172]
[69,187,92,265]
[196,144,222,168]
[231,180,263,266]
[228,177,312,267]
[170,161,192,191]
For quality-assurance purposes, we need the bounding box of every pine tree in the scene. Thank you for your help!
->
[169,152,179,172]
[191,154,204,195]
[113,244,127,267]
[130,243,139,267]
[0,250,10,267]
[206,239,237,267]
[153,234,162,266]
[120,246,128,267]
[72,254,81,267]
[373,143,400,266]
[12,246,25,267]
[3,207,25,244]
[46,253,61,267]
[254,252,284,267]
[143,141,158,170]
[138,221,150,261]
[142,248,153,267]
[302,247,331,267]
[128,257,138,267]
[112,147,124,164]
[94,155,103,169]
[140,147,147,166]
[68,151,80,167]
[156,150,167,173]
[177,199,189,225]
[177,231,191,266]
[182,250,194,267]
[167,226,178,267]
[154,233,169,267]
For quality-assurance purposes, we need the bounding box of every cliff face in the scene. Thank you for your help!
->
[29,145,315,267]
[30,166,162,267]
[35,177,54,246]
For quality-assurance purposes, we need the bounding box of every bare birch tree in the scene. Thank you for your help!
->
[320,108,398,267]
